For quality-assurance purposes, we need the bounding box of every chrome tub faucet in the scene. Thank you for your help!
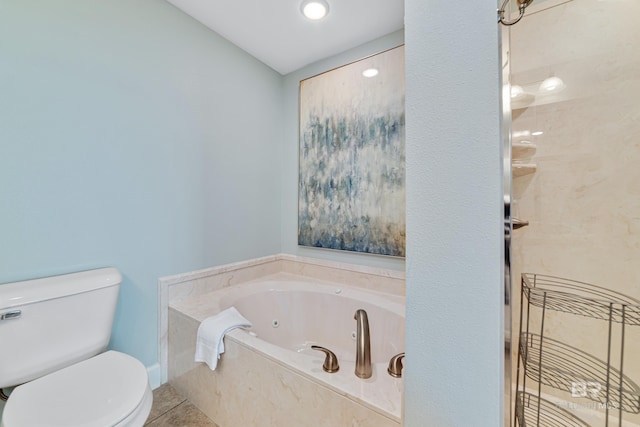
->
[311,345,340,373]
[354,309,372,379]
[387,352,405,378]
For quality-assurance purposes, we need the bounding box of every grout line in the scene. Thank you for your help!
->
[144,394,187,425]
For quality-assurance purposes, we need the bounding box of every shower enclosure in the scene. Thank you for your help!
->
[504,0,640,425]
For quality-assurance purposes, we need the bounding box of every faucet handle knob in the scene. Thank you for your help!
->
[311,345,340,373]
[387,352,405,378]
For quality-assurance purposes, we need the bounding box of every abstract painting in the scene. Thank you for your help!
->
[298,46,405,257]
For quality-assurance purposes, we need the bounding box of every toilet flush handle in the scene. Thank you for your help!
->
[0,310,22,321]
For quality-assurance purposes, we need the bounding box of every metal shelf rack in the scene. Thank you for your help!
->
[516,391,591,427]
[519,333,640,414]
[520,274,640,325]
[515,273,640,426]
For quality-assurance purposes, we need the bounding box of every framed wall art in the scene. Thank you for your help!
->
[298,45,405,257]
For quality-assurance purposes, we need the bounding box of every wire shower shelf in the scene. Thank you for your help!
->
[515,273,640,426]
[516,391,591,427]
[520,333,640,414]
[521,273,640,325]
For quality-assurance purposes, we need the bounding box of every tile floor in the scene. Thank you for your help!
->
[0,383,214,427]
[145,383,218,427]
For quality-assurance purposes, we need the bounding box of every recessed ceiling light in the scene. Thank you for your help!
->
[531,131,544,136]
[362,68,379,78]
[301,0,329,20]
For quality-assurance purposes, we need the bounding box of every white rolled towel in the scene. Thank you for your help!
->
[194,306,252,370]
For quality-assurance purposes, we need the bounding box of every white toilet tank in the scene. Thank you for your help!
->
[0,268,122,389]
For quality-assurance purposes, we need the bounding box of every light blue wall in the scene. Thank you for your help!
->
[282,30,406,272]
[404,0,504,425]
[0,0,283,371]
[1,2,505,424]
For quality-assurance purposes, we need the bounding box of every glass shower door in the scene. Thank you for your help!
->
[507,0,640,425]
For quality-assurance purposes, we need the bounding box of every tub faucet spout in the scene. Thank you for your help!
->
[354,309,372,379]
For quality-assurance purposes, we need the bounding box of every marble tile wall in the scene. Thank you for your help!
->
[168,306,400,427]
[277,254,405,296]
[159,254,405,384]
[158,255,284,383]
[509,0,640,424]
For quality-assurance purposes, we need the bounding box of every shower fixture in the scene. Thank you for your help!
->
[498,0,534,26]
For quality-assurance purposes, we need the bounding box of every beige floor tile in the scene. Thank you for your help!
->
[146,384,187,424]
[145,401,218,427]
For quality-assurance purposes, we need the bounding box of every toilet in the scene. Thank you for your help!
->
[0,268,153,427]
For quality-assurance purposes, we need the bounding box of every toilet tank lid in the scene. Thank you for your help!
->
[0,267,122,310]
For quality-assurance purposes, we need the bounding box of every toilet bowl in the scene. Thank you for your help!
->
[0,268,153,427]
[1,351,153,427]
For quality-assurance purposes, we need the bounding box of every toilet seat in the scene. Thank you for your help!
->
[1,351,152,427]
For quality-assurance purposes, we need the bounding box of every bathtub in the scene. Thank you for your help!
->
[168,277,405,427]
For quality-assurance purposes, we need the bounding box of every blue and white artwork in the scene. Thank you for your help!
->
[298,46,405,257]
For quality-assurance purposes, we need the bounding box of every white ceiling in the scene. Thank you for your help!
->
[165,0,404,75]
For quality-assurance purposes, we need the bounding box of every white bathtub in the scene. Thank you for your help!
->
[169,278,405,426]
